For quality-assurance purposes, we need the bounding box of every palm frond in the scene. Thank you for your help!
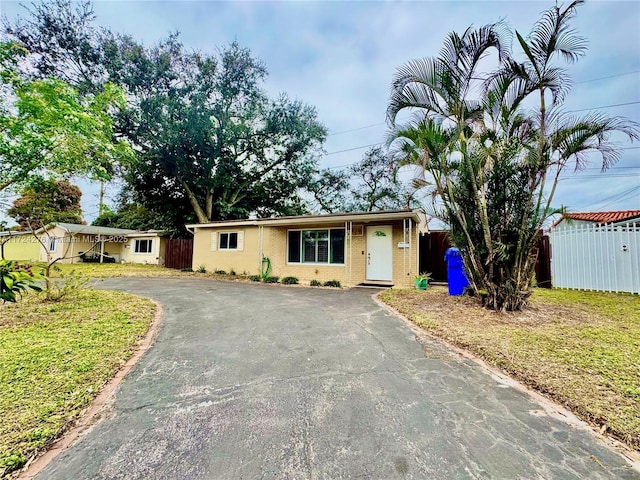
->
[550,111,640,170]
[527,0,587,68]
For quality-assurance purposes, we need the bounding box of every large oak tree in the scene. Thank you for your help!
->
[5,1,327,228]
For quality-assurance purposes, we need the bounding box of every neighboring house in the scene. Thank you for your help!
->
[0,230,40,261]
[549,210,640,294]
[122,231,170,265]
[187,209,428,287]
[1,223,170,265]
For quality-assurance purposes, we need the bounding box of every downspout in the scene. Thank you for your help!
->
[349,221,353,287]
[344,221,349,287]
[409,218,413,284]
[258,225,264,273]
[403,218,407,285]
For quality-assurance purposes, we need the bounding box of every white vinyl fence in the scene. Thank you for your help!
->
[549,221,640,294]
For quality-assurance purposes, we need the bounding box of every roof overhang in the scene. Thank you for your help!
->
[186,210,429,233]
[125,231,169,238]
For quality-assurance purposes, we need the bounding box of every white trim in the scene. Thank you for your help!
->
[187,210,426,229]
[218,231,242,251]
[133,238,153,254]
[286,227,346,266]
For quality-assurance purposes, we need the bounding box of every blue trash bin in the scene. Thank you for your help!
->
[444,247,469,296]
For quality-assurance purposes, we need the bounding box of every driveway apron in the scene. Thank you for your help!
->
[37,278,638,479]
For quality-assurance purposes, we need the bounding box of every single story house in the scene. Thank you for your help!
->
[549,210,640,294]
[187,209,428,288]
[1,223,169,265]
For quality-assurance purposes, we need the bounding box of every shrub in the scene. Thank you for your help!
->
[310,279,322,287]
[248,275,261,282]
[0,260,42,302]
[264,276,279,283]
[44,266,90,301]
[196,264,207,273]
[229,268,236,276]
[214,269,226,275]
[281,276,298,285]
[323,280,341,288]
[180,267,193,272]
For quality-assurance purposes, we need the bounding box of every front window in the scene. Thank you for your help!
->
[288,229,345,264]
[134,239,153,253]
[219,232,238,250]
[49,237,57,252]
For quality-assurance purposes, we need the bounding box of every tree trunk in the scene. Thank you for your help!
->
[177,178,208,223]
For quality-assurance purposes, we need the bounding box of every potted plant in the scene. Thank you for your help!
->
[414,272,432,290]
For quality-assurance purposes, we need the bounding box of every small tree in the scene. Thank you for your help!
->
[8,180,84,231]
[388,1,639,311]
[0,41,133,195]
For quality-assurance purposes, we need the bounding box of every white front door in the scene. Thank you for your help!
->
[366,226,393,281]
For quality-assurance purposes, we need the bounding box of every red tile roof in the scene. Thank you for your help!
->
[562,210,640,225]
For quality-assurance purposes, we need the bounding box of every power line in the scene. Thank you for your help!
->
[568,101,640,113]
[324,102,640,154]
[574,69,640,85]
[325,142,382,156]
[329,123,386,137]
[586,185,640,210]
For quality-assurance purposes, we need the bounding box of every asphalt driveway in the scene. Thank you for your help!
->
[37,278,638,479]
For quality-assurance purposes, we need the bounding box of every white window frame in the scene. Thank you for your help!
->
[212,231,244,252]
[133,239,153,254]
[286,228,346,266]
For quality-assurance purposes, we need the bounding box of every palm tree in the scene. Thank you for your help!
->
[388,1,639,311]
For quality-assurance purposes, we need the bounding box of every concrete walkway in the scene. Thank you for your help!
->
[37,278,638,479]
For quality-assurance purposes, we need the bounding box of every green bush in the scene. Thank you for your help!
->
[0,260,42,303]
[264,276,279,283]
[196,264,207,273]
[248,275,261,282]
[214,269,226,275]
[310,279,322,287]
[229,268,236,276]
[180,267,193,272]
[323,280,341,288]
[281,276,298,285]
[45,266,90,301]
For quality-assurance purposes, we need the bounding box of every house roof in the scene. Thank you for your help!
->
[35,222,136,236]
[555,210,640,226]
[126,230,170,238]
[0,230,32,237]
[186,209,429,233]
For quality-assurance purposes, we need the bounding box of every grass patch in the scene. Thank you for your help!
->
[0,290,155,476]
[379,287,640,451]
[44,263,194,278]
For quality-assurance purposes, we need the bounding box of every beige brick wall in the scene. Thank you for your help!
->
[191,218,420,287]
[192,226,262,275]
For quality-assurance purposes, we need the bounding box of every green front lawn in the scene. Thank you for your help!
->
[0,290,155,477]
[380,287,640,451]
[46,262,193,278]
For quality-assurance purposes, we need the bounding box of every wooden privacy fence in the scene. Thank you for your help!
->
[549,221,640,294]
[420,231,551,287]
[164,238,194,270]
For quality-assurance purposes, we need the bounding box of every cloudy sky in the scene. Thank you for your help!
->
[2,0,639,222]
